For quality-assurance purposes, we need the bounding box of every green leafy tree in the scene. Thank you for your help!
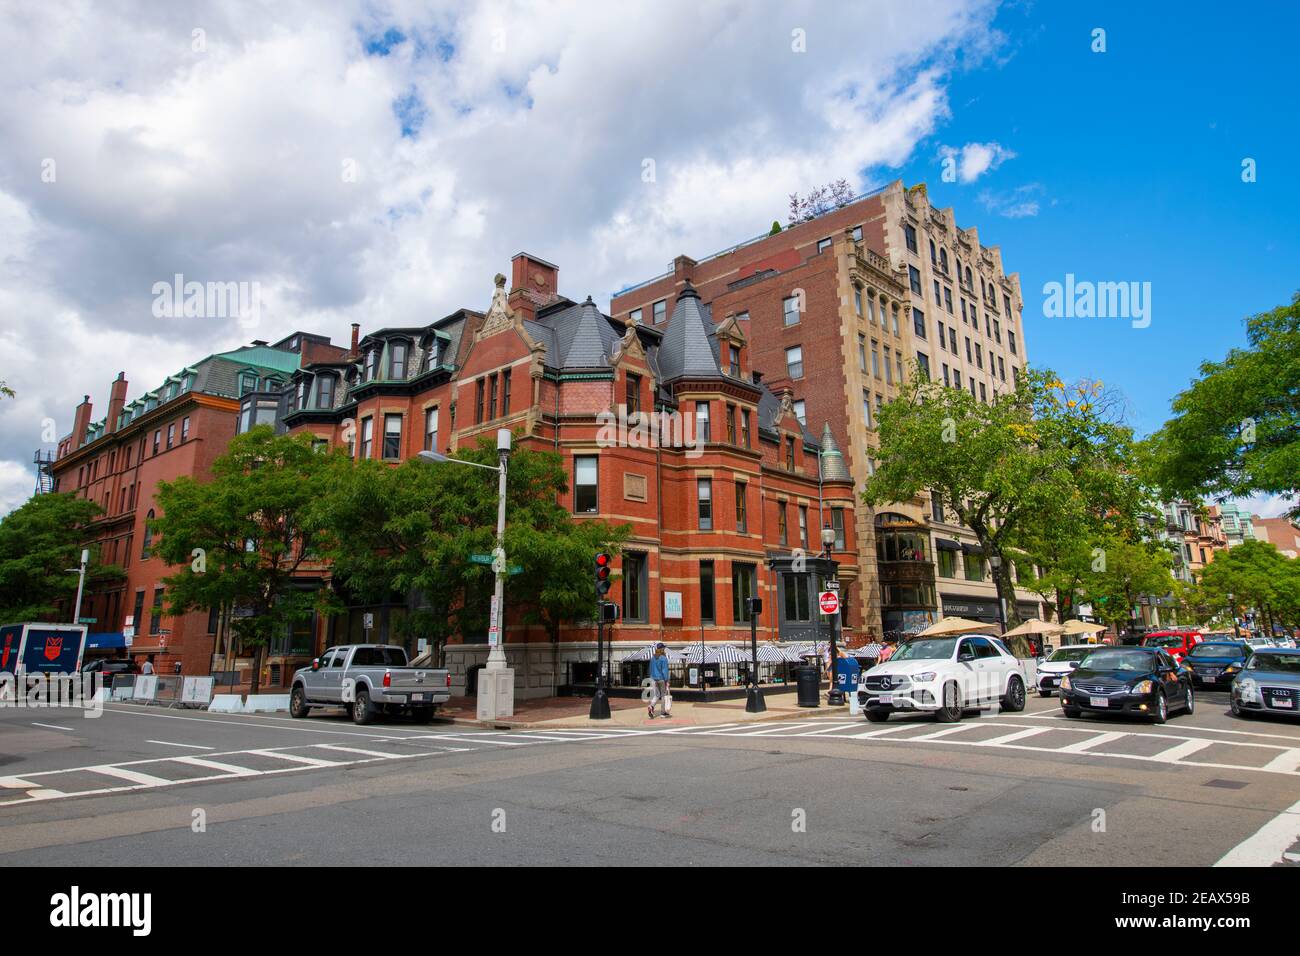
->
[1146,293,1300,517]
[0,493,123,621]
[1076,534,1176,632]
[0,380,13,400]
[864,366,1146,653]
[322,437,630,665]
[151,427,346,693]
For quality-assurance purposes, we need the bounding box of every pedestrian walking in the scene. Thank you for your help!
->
[141,657,155,676]
[647,643,672,719]
[878,639,896,664]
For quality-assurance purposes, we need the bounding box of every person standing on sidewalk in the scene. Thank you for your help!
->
[648,643,672,719]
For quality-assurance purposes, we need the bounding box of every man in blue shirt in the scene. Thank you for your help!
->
[648,643,672,719]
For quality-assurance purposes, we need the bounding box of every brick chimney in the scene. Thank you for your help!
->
[72,394,93,448]
[673,255,697,282]
[349,322,360,359]
[106,372,128,434]
[509,252,560,322]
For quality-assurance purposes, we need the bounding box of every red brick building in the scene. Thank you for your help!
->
[45,334,346,675]
[278,254,856,697]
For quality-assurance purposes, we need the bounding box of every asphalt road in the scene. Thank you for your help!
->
[1,691,1298,866]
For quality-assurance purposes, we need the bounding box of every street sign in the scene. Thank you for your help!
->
[824,580,839,591]
[362,612,374,631]
[488,595,501,646]
[123,625,135,639]
[819,591,840,615]
[79,617,97,624]
[470,553,494,565]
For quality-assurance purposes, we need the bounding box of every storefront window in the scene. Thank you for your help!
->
[964,553,986,581]
[938,549,958,578]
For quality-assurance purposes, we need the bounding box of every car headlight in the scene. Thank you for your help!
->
[1129,680,1154,695]
[1237,679,1258,702]
[1059,675,1071,691]
[1224,664,1240,672]
[911,672,936,683]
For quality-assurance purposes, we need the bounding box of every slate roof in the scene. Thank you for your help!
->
[532,296,623,370]
[657,282,721,382]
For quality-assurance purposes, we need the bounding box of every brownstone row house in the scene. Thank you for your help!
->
[611,179,1047,636]
[45,334,348,673]
[273,253,856,696]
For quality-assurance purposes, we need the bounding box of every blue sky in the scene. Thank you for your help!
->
[883,0,1299,440]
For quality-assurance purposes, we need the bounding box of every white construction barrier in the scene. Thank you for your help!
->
[243,694,289,713]
[180,676,214,706]
[132,675,158,701]
[208,694,244,713]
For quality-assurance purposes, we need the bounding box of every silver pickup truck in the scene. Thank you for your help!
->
[289,644,451,725]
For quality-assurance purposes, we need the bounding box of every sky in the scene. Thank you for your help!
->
[0,0,1296,518]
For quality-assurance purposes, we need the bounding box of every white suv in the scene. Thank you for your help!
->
[858,634,1028,722]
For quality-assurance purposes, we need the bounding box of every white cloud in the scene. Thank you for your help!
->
[978,182,1044,218]
[0,0,1004,515]
[938,140,1015,182]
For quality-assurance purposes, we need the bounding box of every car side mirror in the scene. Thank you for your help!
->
[958,651,975,663]
[311,658,321,671]
[1068,661,1079,669]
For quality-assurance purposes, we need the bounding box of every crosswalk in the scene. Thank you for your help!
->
[0,727,651,807]
[655,717,1300,777]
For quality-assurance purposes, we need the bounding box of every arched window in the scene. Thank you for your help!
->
[939,248,948,273]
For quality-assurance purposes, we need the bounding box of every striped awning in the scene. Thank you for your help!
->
[622,645,686,662]
[681,644,747,663]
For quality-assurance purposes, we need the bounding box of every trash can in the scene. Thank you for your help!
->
[794,666,821,708]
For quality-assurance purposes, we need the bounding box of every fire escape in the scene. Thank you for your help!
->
[33,449,55,494]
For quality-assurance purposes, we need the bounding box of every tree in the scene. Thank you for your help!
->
[0,492,123,622]
[1076,534,1176,632]
[1146,292,1300,517]
[322,437,630,665]
[0,380,13,400]
[768,220,782,236]
[151,427,346,693]
[863,366,1146,653]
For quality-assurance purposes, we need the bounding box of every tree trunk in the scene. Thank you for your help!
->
[249,644,262,696]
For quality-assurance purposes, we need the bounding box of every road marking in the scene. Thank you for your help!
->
[908,725,984,742]
[87,765,174,786]
[0,776,41,789]
[1056,731,1126,753]
[1259,750,1300,774]
[30,722,74,732]
[246,749,344,768]
[315,744,405,760]
[971,727,1052,746]
[170,756,260,776]
[98,705,408,738]
[1021,710,1300,742]
[1215,798,1300,867]
[847,724,928,739]
[145,740,215,751]
[1151,739,1216,763]
[793,723,864,736]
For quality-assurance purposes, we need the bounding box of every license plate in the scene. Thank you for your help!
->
[1089,696,1109,708]
[878,694,894,705]
[1201,670,1218,679]
[1269,697,1294,709]
[411,693,426,703]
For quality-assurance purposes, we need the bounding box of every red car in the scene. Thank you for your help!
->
[1140,630,1204,663]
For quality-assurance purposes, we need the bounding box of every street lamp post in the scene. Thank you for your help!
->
[1227,591,1240,639]
[821,525,843,705]
[67,548,89,625]
[989,555,1008,637]
[419,430,512,671]
[745,595,765,713]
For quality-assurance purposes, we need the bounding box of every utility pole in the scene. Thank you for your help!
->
[68,548,89,625]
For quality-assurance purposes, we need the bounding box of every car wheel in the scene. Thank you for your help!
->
[936,681,963,723]
[1183,685,1194,715]
[864,708,890,723]
[1062,705,1081,718]
[1230,697,1251,718]
[1001,675,1026,713]
[1150,690,1168,724]
[412,705,435,724]
[352,688,375,726]
[1038,688,1053,698]
[289,686,310,719]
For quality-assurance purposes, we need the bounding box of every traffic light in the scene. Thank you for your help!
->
[594,552,612,597]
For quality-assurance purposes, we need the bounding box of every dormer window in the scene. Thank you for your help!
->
[364,349,377,382]
[316,375,334,409]
[296,380,307,410]
[390,342,408,380]
[239,373,256,396]
[729,345,741,377]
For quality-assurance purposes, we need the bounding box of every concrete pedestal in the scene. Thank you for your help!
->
[476,667,515,721]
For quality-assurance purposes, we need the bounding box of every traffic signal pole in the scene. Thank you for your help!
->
[590,552,612,720]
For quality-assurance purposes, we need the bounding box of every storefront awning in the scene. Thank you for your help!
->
[961,543,985,555]
[935,538,962,551]
[86,632,127,650]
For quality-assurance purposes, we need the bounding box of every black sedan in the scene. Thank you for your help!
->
[1183,640,1251,688]
[1058,646,1193,724]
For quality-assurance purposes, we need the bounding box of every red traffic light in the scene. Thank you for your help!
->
[595,552,611,567]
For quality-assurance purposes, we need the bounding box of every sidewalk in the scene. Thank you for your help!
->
[438,689,849,730]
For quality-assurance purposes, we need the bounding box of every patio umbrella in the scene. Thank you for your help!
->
[1059,619,1107,636]
[918,616,991,636]
[748,643,794,663]
[1002,619,1065,637]
[788,641,830,657]
[681,644,746,663]
[622,644,685,662]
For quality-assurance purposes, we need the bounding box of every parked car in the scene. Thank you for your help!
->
[1231,648,1300,718]
[1274,636,1297,649]
[290,644,451,725]
[1244,636,1276,651]
[857,634,1027,723]
[80,658,140,686]
[1139,629,1203,663]
[1035,644,1095,697]
[1183,640,1252,689]
[1058,646,1193,724]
